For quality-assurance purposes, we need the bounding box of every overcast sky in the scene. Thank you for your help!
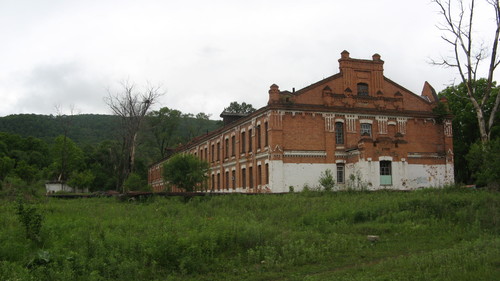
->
[0,0,497,119]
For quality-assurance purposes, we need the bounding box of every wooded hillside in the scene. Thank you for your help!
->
[0,114,220,146]
[0,112,222,192]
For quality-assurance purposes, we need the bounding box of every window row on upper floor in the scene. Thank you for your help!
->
[189,121,270,163]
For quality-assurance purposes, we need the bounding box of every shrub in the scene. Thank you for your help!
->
[15,199,43,243]
[162,154,209,192]
[466,139,500,189]
[319,169,335,191]
[123,173,149,192]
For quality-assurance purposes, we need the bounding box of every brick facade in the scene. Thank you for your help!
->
[148,51,454,192]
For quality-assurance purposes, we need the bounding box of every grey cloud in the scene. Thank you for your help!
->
[17,62,110,115]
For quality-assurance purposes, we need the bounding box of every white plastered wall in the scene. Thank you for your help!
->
[269,159,454,192]
[269,160,335,192]
[343,160,453,190]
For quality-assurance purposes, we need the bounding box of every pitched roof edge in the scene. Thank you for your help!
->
[291,73,342,96]
[384,77,433,104]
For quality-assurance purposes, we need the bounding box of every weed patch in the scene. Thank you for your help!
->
[0,189,498,280]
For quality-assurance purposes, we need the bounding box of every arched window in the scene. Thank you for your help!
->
[335,122,344,144]
[357,83,369,96]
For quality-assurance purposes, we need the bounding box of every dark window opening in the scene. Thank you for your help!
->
[241,132,246,153]
[249,166,253,188]
[225,138,229,158]
[265,163,269,184]
[248,129,253,152]
[231,136,235,156]
[257,165,262,186]
[264,122,269,147]
[211,144,214,162]
[335,122,344,144]
[337,163,345,184]
[357,83,369,96]
[380,161,392,175]
[217,142,220,161]
[241,168,246,188]
[232,170,236,189]
[257,125,261,149]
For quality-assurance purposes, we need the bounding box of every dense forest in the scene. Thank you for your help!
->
[0,113,220,146]
[0,110,221,194]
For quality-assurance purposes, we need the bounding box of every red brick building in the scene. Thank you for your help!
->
[148,51,454,192]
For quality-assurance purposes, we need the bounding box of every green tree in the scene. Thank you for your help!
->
[0,156,15,181]
[183,112,215,140]
[148,107,183,159]
[438,79,499,183]
[162,154,209,192]
[67,170,95,192]
[13,161,39,184]
[0,133,51,184]
[123,172,149,192]
[0,140,8,156]
[84,140,121,191]
[50,135,84,181]
[223,101,256,114]
[466,138,500,188]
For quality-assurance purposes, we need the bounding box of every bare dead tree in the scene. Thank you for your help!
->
[431,0,500,142]
[105,81,163,191]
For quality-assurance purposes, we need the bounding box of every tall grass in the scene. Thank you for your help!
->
[0,189,498,280]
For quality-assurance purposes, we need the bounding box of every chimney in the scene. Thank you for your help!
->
[268,84,280,105]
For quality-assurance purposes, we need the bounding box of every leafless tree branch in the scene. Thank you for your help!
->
[105,80,164,191]
[432,0,500,142]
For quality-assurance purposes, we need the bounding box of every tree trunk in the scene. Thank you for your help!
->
[470,98,490,143]
[130,132,138,174]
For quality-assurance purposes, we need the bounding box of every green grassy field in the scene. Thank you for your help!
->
[1,188,499,280]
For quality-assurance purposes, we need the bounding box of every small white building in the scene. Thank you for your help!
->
[45,181,89,194]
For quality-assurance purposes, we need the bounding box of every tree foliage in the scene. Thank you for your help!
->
[0,109,219,193]
[223,101,256,114]
[148,107,183,158]
[67,170,95,191]
[439,79,500,183]
[183,112,218,140]
[0,114,121,145]
[123,172,149,192]
[319,169,335,191]
[162,154,209,192]
[49,135,84,182]
[466,138,500,188]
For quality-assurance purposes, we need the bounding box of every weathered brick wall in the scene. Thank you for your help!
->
[148,51,453,192]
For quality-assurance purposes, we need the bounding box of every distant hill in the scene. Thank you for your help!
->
[0,114,121,145]
[0,114,221,145]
